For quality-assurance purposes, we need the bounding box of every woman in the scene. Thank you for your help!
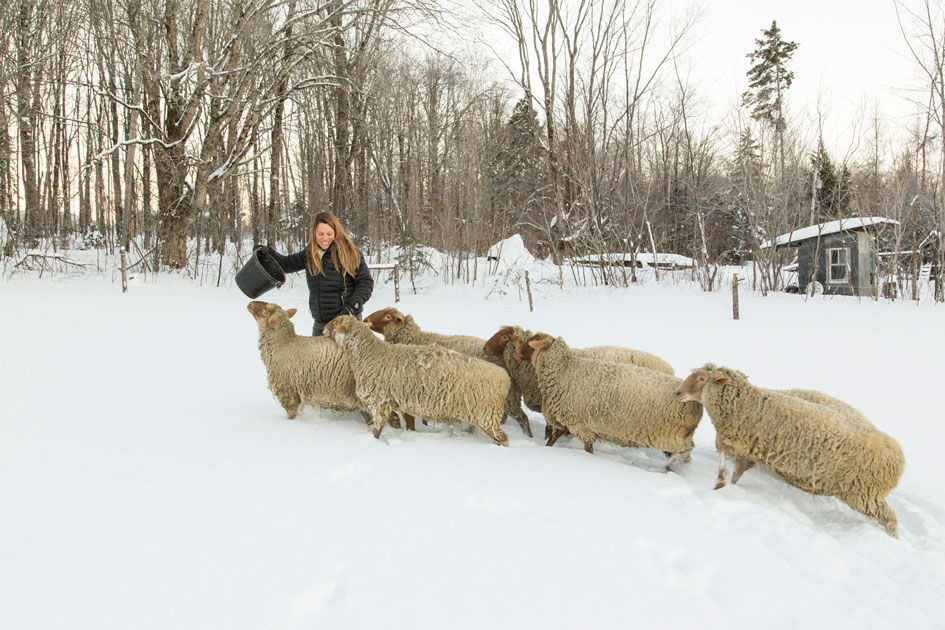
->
[259,212,373,336]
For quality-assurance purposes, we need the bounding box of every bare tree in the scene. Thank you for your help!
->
[0,2,18,251]
[896,0,945,301]
[122,0,358,269]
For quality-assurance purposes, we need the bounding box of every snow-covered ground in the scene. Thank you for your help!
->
[2,245,944,629]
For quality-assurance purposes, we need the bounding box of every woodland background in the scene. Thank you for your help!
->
[2,0,944,299]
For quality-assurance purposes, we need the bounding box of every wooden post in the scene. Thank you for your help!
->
[525,271,534,312]
[732,273,740,320]
[394,263,400,303]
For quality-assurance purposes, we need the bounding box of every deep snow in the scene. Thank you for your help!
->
[1,250,944,629]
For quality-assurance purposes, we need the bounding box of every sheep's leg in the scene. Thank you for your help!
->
[843,495,900,538]
[503,394,533,437]
[665,450,692,472]
[403,413,416,431]
[387,412,402,430]
[273,386,302,419]
[545,417,569,446]
[715,447,729,490]
[731,457,755,484]
[477,411,509,447]
[546,428,567,447]
[873,500,900,539]
[360,410,373,425]
[569,425,596,454]
[371,404,392,439]
[507,407,533,438]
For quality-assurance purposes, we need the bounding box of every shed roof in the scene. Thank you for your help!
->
[761,217,899,249]
[573,252,696,267]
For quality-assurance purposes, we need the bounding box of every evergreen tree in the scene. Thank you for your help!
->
[742,21,799,132]
[742,21,798,174]
[488,96,544,252]
[809,141,851,222]
[724,129,765,263]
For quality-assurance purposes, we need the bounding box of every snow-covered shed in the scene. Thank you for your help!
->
[762,217,898,296]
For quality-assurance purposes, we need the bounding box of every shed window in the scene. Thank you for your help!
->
[827,247,849,284]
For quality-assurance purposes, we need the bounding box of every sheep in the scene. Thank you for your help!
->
[673,364,904,537]
[483,325,675,444]
[248,300,375,424]
[365,307,533,437]
[513,332,703,471]
[324,315,510,446]
[720,388,876,484]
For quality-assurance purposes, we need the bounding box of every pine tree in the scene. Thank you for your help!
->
[488,96,543,251]
[725,129,765,263]
[742,21,798,175]
[809,142,848,221]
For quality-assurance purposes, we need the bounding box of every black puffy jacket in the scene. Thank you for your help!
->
[270,243,374,326]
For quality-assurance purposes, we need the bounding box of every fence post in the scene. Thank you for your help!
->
[525,271,534,312]
[732,273,740,320]
[394,263,400,303]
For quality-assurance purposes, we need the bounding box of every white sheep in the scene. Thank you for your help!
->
[514,332,703,471]
[365,307,533,437]
[484,325,675,444]
[325,315,510,446]
[674,364,904,537]
[248,300,373,424]
[723,388,876,484]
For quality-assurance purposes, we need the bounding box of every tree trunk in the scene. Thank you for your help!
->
[16,0,41,242]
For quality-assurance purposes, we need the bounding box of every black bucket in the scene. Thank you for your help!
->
[236,249,286,298]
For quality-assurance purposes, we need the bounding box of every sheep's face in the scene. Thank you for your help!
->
[514,332,552,365]
[364,307,405,334]
[675,369,730,403]
[483,326,515,357]
[248,301,297,331]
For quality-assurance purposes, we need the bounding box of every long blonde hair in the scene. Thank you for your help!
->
[306,212,361,277]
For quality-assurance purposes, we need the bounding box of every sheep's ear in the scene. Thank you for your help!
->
[528,339,549,350]
[286,308,297,318]
[713,375,731,385]
[510,337,521,349]
[267,315,280,329]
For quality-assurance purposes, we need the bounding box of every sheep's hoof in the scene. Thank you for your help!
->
[584,442,594,454]
[373,427,383,439]
[714,481,726,490]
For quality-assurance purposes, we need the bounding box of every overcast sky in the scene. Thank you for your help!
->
[673,0,927,153]
[465,1,932,156]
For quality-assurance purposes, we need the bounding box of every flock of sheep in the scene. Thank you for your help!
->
[248,300,905,538]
